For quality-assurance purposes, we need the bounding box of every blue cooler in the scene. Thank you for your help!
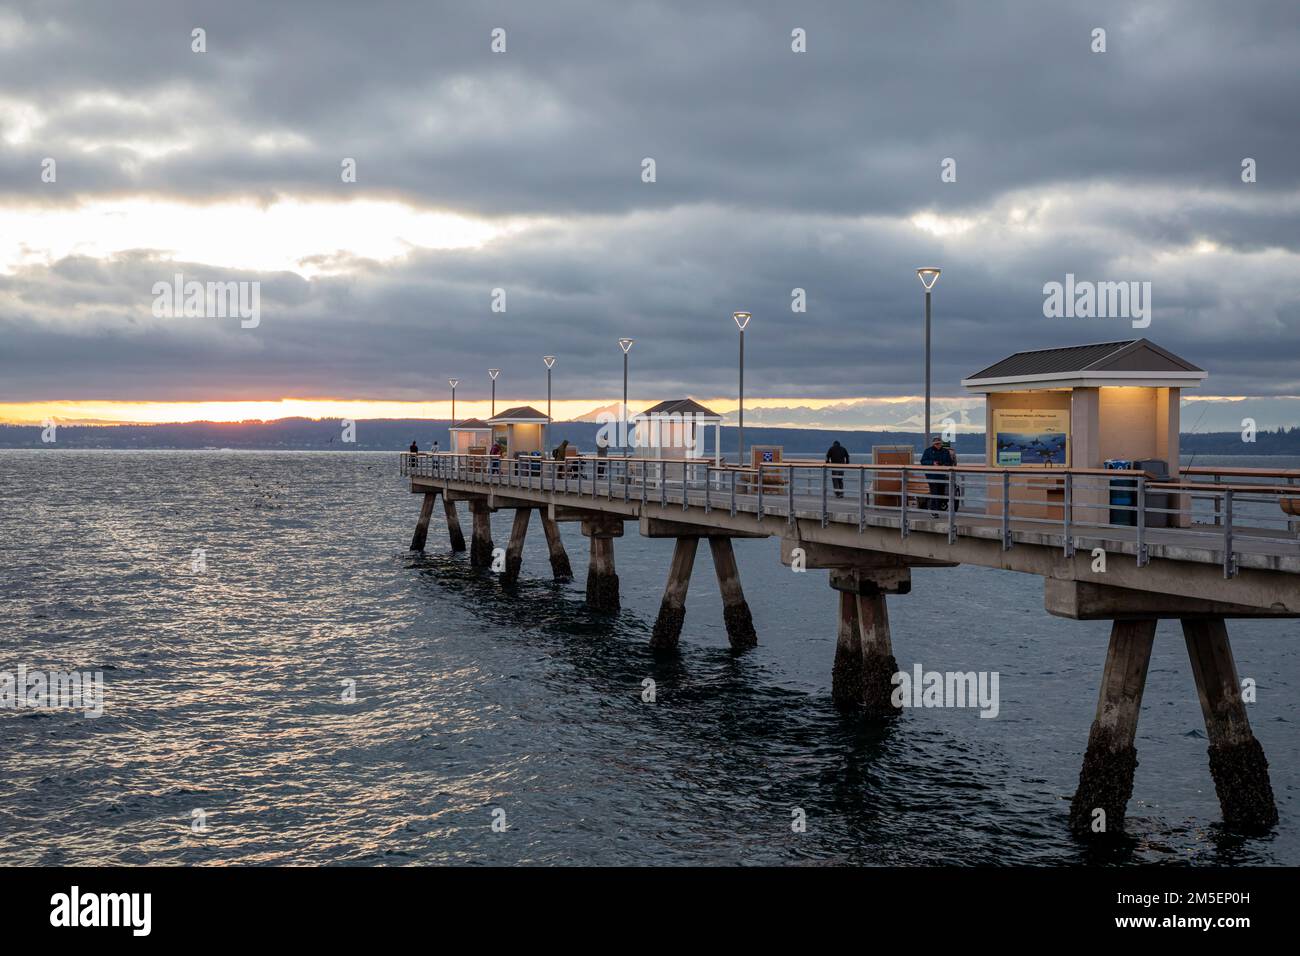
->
[1105,459,1136,526]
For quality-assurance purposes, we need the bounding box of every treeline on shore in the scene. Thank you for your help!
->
[2,419,1298,456]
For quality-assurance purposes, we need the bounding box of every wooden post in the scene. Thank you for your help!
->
[539,511,572,581]
[586,536,619,611]
[443,496,466,552]
[1068,619,1156,837]
[469,499,494,569]
[708,537,757,650]
[1181,618,1278,831]
[501,508,531,586]
[410,491,437,552]
[650,537,699,651]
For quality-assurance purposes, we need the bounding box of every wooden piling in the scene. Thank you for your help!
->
[1068,618,1156,837]
[1181,618,1278,831]
[410,491,436,552]
[650,537,699,651]
[469,499,494,569]
[586,536,619,611]
[708,537,756,650]
[539,511,573,581]
[501,508,531,586]
[443,496,466,552]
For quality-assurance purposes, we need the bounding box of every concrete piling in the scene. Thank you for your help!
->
[469,498,494,569]
[829,577,899,716]
[708,537,756,650]
[443,496,466,552]
[410,491,436,552]
[1068,618,1156,837]
[586,536,619,611]
[580,516,623,611]
[1181,618,1278,832]
[501,508,531,586]
[650,537,699,651]
[539,511,573,581]
[832,590,864,709]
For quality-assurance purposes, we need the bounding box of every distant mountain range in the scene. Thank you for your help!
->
[2,417,1298,456]
[567,396,1300,433]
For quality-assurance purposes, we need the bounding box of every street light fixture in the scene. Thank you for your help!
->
[915,268,941,444]
[543,356,556,448]
[488,368,500,417]
[732,311,751,466]
[618,339,634,456]
[449,378,459,423]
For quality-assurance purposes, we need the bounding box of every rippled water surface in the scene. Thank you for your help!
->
[2,450,1297,865]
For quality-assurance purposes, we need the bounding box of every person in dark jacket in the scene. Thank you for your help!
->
[920,436,957,513]
[825,440,850,497]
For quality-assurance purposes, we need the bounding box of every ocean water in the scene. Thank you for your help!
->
[1,449,1297,866]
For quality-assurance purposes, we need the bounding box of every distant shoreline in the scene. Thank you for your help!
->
[2,418,1296,456]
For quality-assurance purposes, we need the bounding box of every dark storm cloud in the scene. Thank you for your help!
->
[1,0,1298,404]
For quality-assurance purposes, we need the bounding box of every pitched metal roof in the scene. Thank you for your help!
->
[487,405,549,423]
[965,338,1204,382]
[450,418,491,429]
[636,398,722,419]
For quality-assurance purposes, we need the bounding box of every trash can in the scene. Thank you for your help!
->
[1104,459,1136,526]
[1135,459,1170,528]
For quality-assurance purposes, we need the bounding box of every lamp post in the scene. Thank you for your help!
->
[732,311,751,466]
[915,268,941,444]
[618,338,634,456]
[543,355,555,449]
[449,378,459,424]
[488,368,500,417]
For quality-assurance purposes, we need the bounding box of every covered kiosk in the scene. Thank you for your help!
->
[487,405,549,465]
[962,338,1206,525]
[448,418,492,455]
[632,398,723,467]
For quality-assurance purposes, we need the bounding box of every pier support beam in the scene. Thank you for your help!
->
[469,499,494,569]
[539,512,573,581]
[582,516,623,612]
[501,508,531,586]
[1068,619,1156,837]
[586,537,619,611]
[709,537,757,650]
[443,496,466,552]
[410,491,437,552]
[650,537,700,652]
[829,576,899,716]
[1181,618,1278,832]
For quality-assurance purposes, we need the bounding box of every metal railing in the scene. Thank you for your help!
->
[400,453,1300,577]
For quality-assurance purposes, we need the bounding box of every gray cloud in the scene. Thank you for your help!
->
[1,0,1298,407]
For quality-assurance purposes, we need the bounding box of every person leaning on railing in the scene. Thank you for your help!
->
[920,436,956,515]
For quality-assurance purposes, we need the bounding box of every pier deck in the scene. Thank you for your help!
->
[399,452,1297,837]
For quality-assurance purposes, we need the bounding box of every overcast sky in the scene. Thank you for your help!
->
[1,0,1298,416]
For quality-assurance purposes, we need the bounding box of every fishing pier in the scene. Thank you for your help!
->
[398,339,1299,838]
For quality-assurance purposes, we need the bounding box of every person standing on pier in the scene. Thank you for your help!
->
[825,440,850,497]
[920,436,956,514]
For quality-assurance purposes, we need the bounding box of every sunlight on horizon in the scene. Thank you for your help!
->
[0,196,537,276]
[0,395,962,426]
